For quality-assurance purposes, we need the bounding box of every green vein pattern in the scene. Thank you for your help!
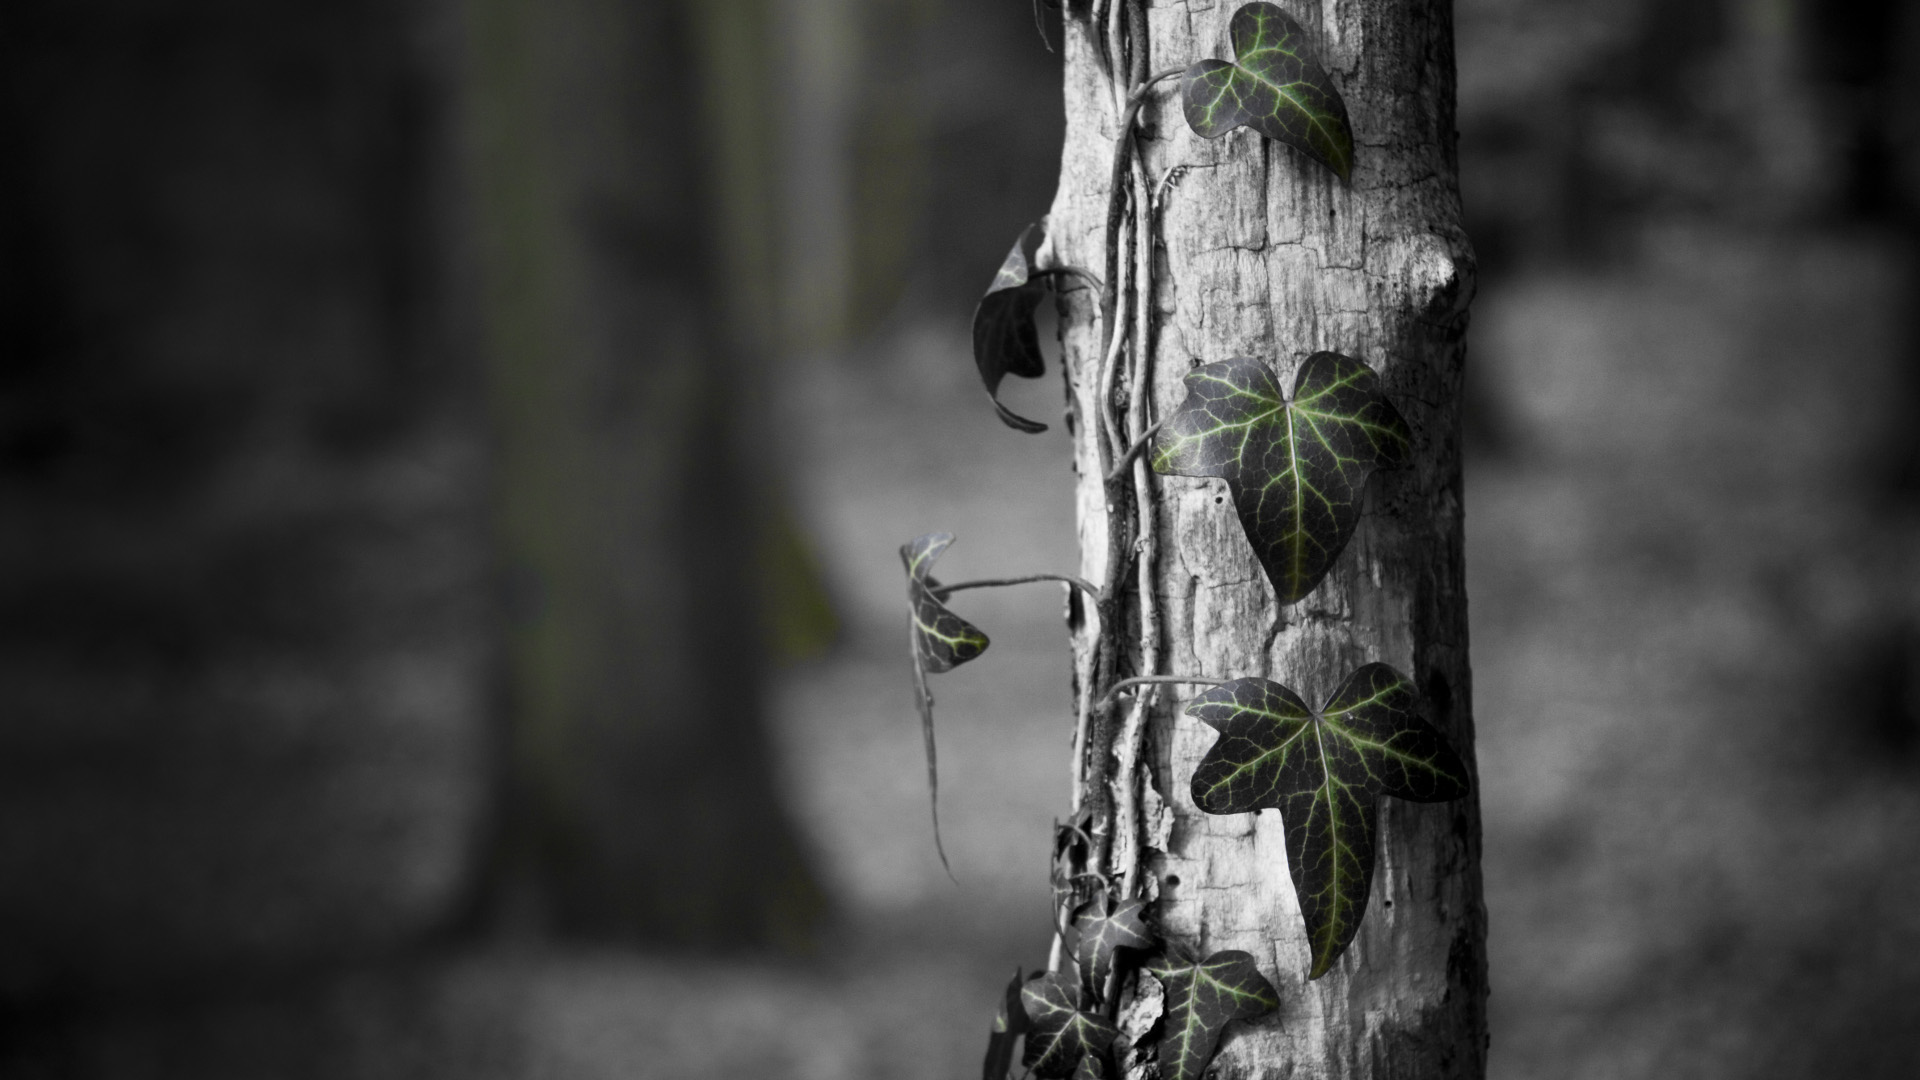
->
[1186,666,1468,978]
[1181,2,1354,179]
[1071,894,1154,998]
[1019,972,1120,1078]
[1146,950,1279,1080]
[1152,353,1410,606]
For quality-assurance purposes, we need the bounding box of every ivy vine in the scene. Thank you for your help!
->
[895,3,1470,1076]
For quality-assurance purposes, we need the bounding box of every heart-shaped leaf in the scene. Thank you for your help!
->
[1072,894,1155,997]
[1182,2,1354,179]
[903,533,991,872]
[983,968,1032,1080]
[1146,950,1279,1080]
[1021,972,1120,1078]
[1152,353,1409,605]
[972,224,1051,433]
[1186,665,1468,978]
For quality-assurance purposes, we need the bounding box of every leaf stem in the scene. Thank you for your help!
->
[1103,418,1166,483]
[1097,674,1228,714]
[934,573,1103,605]
[1029,265,1103,292]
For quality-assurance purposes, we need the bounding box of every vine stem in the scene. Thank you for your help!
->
[1096,675,1229,715]
[1097,65,1185,363]
[1103,417,1166,483]
[934,574,1103,605]
[1029,266,1103,293]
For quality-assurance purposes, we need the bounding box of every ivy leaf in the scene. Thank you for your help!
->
[1186,665,1468,978]
[1181,2,1355,180]
[972,224,1051,433]
[982,968,1032,1080]
[903,533,991,874]
[1073,1055,1106,1080]
[1146,950,1279,1080]
[1021,972,1120,1079]
[904,532,990,673]
[1072,894,1155,996]
[1152,353,1409,605]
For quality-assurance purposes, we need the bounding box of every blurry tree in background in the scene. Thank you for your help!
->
[463,0,822,949]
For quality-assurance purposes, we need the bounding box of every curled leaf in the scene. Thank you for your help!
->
[1021,972,1120,1079]
[983,968,1032,1080]
[903,533,991,873]
[1146,950,1279,1080]
[1186,665,1467,978]
[1152,353,1409,605]
[972,224,1050,433]
[1072,894,1155,997]
[1182,2,1354,179]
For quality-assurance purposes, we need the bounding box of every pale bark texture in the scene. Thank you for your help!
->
[1046,2,1485,1077]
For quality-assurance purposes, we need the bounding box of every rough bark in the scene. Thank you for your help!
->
[1046,2,1485,1076]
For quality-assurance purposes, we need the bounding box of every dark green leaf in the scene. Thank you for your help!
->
[1072,894,1155,997]
[1146,950,1279,1080]
[983,968,1031,1080]
[1186,665,1468,978]
[1152,353,1409,605]
[904,532,991,672]
[1181,2,1354,179]
[971,225,1050,433]
[903,533,991,875]
[1021,972,1120,1079]
[1073,1055,1106,1080]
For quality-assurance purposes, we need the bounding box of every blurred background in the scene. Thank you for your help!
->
[2,0,1916,1076]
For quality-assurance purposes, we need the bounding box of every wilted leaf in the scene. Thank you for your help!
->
[1073,894,1155,996]
[1182,2,1354,179]
[904,532,991,672]
[1186,665,1467,978]
[1021,972,1120,1078]
[1147,950,1278,1080]
[983,968,1031,1080]
[972,225,1051,433]
[903,533,991,873]
[1152,353,1409,605]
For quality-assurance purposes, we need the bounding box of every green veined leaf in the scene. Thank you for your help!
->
[1185,665,1468,978]
[982,968,1032,1080]
[1073,1054,1106,1080]
[1020,972,1120,1079]
[1146,950,1279,1080]
[972,224,1050,433]
[1152,353,1410,606]
[903,532,991,874]
[1181,2,1354,179]
[904,532,991,672]
[1072,894,1155,998]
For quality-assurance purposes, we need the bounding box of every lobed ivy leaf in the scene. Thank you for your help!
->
[1146,950,1279,1080]
[972,224,1051,433]
[1152,353,1409,606]
[1021,972,1121,1079]
[1072,894,1155,997]
[1181,2,1354,179]
[903,533,991,873]
[1186,665,1468,978]
[982,968,1032,1080]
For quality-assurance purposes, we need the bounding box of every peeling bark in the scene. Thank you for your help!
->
[1046,3,1486,1076]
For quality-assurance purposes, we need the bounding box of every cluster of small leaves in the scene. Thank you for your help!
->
[1181,2,1354,179]
[982,933,1280,1080]
[1187,664,1467,977]
[1153,353,1410,605]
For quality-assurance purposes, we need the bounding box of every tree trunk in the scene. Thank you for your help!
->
[1046,3,1486,1076]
